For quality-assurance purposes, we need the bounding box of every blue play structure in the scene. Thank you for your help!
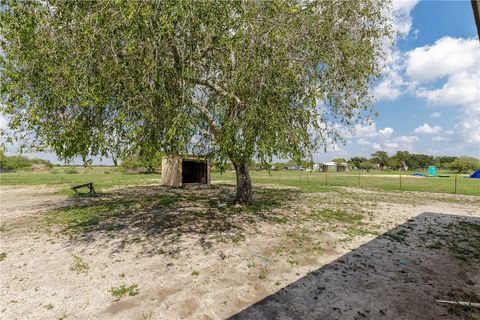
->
[411,172,426,177]
[470,169,480,179]
[428,166,436,177]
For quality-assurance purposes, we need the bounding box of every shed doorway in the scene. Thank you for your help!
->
[182,160,208,184]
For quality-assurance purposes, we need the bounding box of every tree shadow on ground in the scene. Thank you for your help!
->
[45,184,301,254]
[229,212,480,320]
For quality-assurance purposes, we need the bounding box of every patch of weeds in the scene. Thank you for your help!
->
[110,284,139,300]
[0,252,6,261]
[346,226,378,238]
[44,303,54,310]
[385,229,408,243]
[275,247,285,256]
[306,244,324,255]
[258,268,268,280]
[191,270,200,277]
[119,273,125,278]
[287,229,311,245]
[231,234,246,243]
[69,255,88,273]
[0,223,6,232]
[247,262,255,268]
[157,196,180,207]
[287,258,299,266]
[132,236,143,243]
[214,236,228,243]
[272,216,289,224]
[296,231,310,243]
[275,280,282,286]
[427,241,443,249]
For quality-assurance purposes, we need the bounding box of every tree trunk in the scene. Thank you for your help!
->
[233,158,253,205]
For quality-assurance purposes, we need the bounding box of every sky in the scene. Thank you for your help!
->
[315,0,480,162]
[1,0,479,165]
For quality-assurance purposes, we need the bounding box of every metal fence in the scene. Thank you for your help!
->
[242,171,480,196]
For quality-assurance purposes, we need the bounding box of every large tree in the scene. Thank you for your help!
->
[0,0,392,204]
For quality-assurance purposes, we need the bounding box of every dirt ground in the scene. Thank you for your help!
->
[0,184,479,320]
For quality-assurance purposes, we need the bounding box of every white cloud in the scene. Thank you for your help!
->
[406,37,480,82]
[460,117,480,144]
[432,136,447,142]
[430,112,441,118]
[350,122,420,153]
[374,70,403,100]
[416,71,480,107]
[353,123,380,138]
[356,138,372,145]
[407,37,479,146]
[393,135,419,143]
[373,1,419,102]
[379,127,394,138]
[392,0,420,37]
[414,123,442,134]
[352,123,396,140]
[445,130,454,135]
[384,142,399,149]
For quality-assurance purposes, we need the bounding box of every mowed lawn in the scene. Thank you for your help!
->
[0,167,479,195]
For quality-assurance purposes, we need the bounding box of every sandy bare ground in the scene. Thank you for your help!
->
[0,184,479,319]
[0,186,69,221]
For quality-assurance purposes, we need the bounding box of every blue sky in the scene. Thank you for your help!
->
[1,0,479,165]
[315,0,480,162]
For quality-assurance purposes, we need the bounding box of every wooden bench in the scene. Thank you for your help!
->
[71,182,96,195]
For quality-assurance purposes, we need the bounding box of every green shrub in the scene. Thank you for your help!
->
[121,151,163,174]
[448,157,480,173]
[110,284,139,300]
[64,167,79,174]
[0,151,53,172]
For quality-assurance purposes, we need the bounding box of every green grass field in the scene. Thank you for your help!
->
[0,167,479,196]
[0,167,161,195]
[213,170,480,196]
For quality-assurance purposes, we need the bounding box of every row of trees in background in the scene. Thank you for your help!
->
[348,151,479,173]
[240,151,478,173]
[0,151,53,172]
[120,152,163,174]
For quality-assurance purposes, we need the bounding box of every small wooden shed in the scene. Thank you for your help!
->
[161,156,210,187]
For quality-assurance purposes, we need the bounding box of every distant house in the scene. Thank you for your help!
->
[287,165,303,171]
[336,162,349,172]
[315,162,349,172]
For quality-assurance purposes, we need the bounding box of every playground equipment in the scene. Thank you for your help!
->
[470,169,480,179]
[411,173,426,177]
[428,166,437,177]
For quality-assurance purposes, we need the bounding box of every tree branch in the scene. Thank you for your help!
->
[192,100,219,136]
[194,79,243,106]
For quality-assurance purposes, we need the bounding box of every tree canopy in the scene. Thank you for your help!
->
[0,0,392,203]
